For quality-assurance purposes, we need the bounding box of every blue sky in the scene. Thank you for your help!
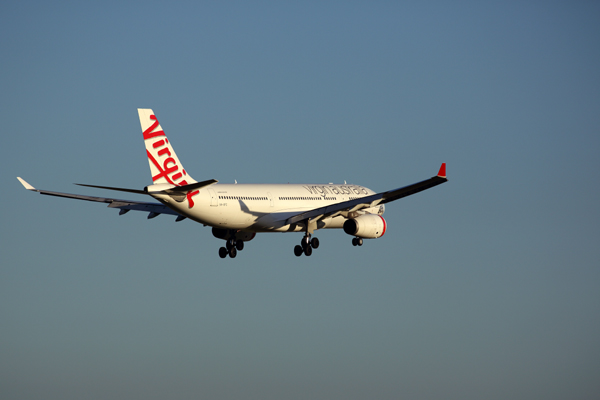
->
[2,1,599,399]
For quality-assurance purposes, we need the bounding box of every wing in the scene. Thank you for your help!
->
[284,163,447,226]
[17,177,184,220]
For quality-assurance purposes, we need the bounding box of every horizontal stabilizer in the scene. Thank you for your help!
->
[76,179,218,196]
[164,179,218,193]
[76,183,147,195]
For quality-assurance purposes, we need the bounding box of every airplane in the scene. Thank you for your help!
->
[18,109,447,259]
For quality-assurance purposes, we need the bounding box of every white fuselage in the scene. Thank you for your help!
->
[151,183,383,232]
[18,109,445,259]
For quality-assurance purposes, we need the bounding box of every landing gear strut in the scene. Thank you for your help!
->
[219,238,244,259]
[294,235,320,257]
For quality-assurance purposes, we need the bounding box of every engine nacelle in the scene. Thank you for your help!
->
[212,227,256,242]
[343,214,387,239]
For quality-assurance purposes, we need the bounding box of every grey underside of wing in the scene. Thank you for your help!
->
[284,175,447,226]
[35,189,180,216]
[284,195,381,226]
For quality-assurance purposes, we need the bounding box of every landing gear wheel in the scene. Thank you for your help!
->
[304,245,313,256]
[236,240,244,251]
[296,234,316,256]
[219,247,228,258]
[311,237,319,249]
[229,247,237,258]
[352,237,363,246]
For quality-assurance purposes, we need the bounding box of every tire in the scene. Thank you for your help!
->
[357,238,363,246]
[352,238,357,246]
[236,240,244,251]
[311,237,319,249]
[229,247,237,258]
[219,247,228,258]
[294,245,303,257]
[304,245,312,256]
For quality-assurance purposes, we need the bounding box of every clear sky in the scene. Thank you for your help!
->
[2,1,599,399]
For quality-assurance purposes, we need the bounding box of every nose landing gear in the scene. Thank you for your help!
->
[352,237,363,246]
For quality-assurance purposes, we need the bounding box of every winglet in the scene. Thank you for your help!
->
[437,163,446,178]
[17,177,36,191]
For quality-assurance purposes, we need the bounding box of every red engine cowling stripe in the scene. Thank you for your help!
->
[379,215,386,237]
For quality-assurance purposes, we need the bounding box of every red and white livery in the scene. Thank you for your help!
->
[18,109,448,258]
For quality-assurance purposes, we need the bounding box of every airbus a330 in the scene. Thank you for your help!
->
[18,109,447,258]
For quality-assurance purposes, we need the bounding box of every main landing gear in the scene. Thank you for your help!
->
[294,235,320,257]
[219,238,244,259]
[352,237,363,246]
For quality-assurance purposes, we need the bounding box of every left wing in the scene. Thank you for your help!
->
[17,177,184,220]
[284,163,447,226]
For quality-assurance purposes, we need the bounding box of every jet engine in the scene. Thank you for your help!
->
[343,214,386,239]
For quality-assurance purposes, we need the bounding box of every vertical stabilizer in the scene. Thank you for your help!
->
[138,109,196,186]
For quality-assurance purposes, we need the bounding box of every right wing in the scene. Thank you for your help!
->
[17,177,184,220]
[284,163,447,226]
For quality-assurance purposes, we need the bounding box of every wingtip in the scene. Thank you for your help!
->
[437,163,446,178]
[17,177,36,190]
